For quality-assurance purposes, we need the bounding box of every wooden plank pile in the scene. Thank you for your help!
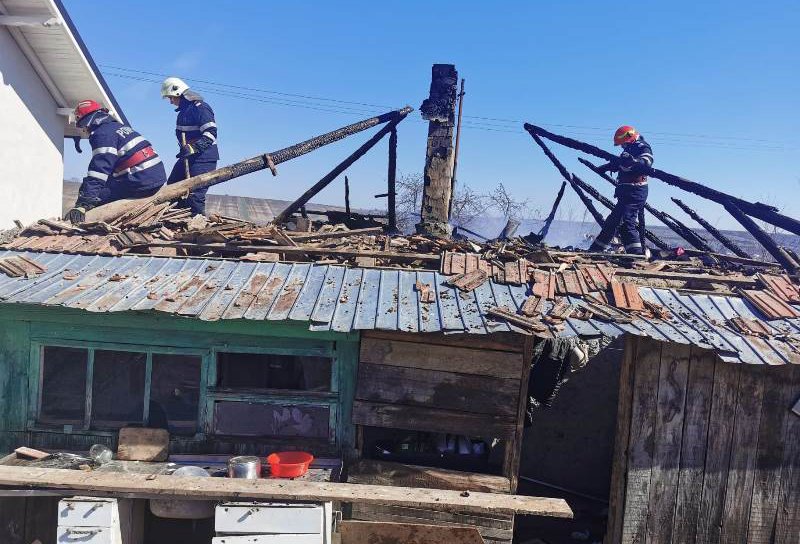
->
[0,255,47,278]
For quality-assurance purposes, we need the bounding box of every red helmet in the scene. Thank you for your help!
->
[614,125,639,146]
[74,99,105,126]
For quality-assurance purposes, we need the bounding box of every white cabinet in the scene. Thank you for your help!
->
[57,497,143,544]
[215,502,332,544]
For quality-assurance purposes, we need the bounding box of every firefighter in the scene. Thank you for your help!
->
[161,77,218,215]
[65,100,166,224]
[588,125,654,255]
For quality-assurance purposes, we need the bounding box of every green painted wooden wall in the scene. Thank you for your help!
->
[0,304,360,458]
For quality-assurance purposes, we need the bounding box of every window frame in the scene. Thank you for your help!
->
[29,339,208,437]
[28,339,342,445]
[205,344,339,443]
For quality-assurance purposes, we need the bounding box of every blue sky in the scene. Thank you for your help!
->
[63,0,799,230]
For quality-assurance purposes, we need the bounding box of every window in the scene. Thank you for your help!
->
[217,352,332,392]
[92,350,146,428]
[36,345,202,435]
[39,346,87,425]
[150,354,202,434]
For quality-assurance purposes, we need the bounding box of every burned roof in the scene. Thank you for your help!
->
[0,244,798,365]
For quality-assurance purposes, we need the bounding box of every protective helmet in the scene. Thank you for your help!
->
[161,77,189,98]
[74,99,105,127]
[614,125,639,146]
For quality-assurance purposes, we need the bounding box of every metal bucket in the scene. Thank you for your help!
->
[227,456,262,479]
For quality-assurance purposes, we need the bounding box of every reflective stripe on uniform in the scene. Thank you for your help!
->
[625,242,642,251]
[112,156,163,177]
[87,170,109,181]
[202,132,217,143]
[199,121,216,131]
[592,238,611,249]
[176,124,200,131]
[92,146,117,156]
[118,136,146,155]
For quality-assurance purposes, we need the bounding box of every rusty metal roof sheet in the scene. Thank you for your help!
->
[0,250,797,365]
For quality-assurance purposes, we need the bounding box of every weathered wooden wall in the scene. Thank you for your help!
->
[606,335,800,544]
[350,330,530,544]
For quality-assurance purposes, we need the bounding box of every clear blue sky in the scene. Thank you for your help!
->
[62,0,799,230]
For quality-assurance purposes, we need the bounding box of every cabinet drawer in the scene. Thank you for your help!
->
[215,503,323,535]
[57,525,116,544]
[58,498,116,527]
[213,535,323,544]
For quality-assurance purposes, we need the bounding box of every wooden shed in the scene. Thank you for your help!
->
[606,336,800,544]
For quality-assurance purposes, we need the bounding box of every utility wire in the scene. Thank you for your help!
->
[101,66,796,152]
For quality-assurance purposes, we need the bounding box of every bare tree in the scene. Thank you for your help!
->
[395,172,424,232]
[488,183,530,221]
[450,184,486,229]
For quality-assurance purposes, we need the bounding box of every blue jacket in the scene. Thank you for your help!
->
[175,92,218,162]
[77,114,166,207]
[618,136,654,183]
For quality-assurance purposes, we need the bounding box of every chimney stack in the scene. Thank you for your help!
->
[416,64,458,238]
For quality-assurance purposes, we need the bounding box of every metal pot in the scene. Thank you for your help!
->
[227,456,262,479]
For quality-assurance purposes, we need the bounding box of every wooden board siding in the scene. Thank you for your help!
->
[352,331,528,544]
[607,336,800,544]
[353,331,526,441]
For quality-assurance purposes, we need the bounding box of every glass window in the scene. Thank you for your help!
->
[91,350,146,428]
[150,354,201,435]
[40,347,87,424]
[213,401,330,438]
[217,352,332,392]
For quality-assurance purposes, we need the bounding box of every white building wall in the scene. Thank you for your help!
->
[0,27,64,229]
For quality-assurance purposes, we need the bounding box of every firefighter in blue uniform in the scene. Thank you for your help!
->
[161,77,218,215]
[588,125,654,255]
[65,100,166,224]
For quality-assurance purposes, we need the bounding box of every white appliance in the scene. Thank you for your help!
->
[213,502,333,544]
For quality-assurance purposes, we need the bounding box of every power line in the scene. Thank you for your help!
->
[100,65,797,152]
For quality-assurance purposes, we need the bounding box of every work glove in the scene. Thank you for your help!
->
[176,143,197,159]
[65,207,87,224]
[618,152,637,170]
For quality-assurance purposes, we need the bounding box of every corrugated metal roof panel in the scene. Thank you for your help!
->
[0,251,797,365]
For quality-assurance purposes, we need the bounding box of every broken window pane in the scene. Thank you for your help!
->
[91,350,146,428]
[217,352,332,392]
[150,354,201,435]
[40,346,87,424]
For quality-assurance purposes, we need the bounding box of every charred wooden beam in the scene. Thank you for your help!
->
[526,123,800,237]
[579,157,714,250]
[531,181,567,243]
[417,64,458,237]
[671,198,752,258]
[722,200,800,274]
[344,175,351,218]
[387,128,398,233]
[568,175,606,227]
[84,107,413,224]
[274,111,411,224]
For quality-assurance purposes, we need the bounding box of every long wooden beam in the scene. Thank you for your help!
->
[274,111,410,224]
[0,465,572,517]
[671,198,752,258]
[84,107,413,224]
[723,201,800,274]
[526,124,800,237]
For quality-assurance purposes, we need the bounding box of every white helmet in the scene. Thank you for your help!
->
[161,76,189,98]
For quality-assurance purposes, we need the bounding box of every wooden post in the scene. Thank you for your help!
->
[345,176,351,218]
[83,107,412,224]
[526,123,800,237]
[671,198,752,258]
[449,78,466,220]
[723,200,800,274]
[416,64,458,238]
[387,128,398,233]
[274,112,410,224]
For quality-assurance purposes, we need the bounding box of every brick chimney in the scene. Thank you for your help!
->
[416,64,458,238]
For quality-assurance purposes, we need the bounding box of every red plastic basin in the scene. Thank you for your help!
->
[267,451,314,478]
